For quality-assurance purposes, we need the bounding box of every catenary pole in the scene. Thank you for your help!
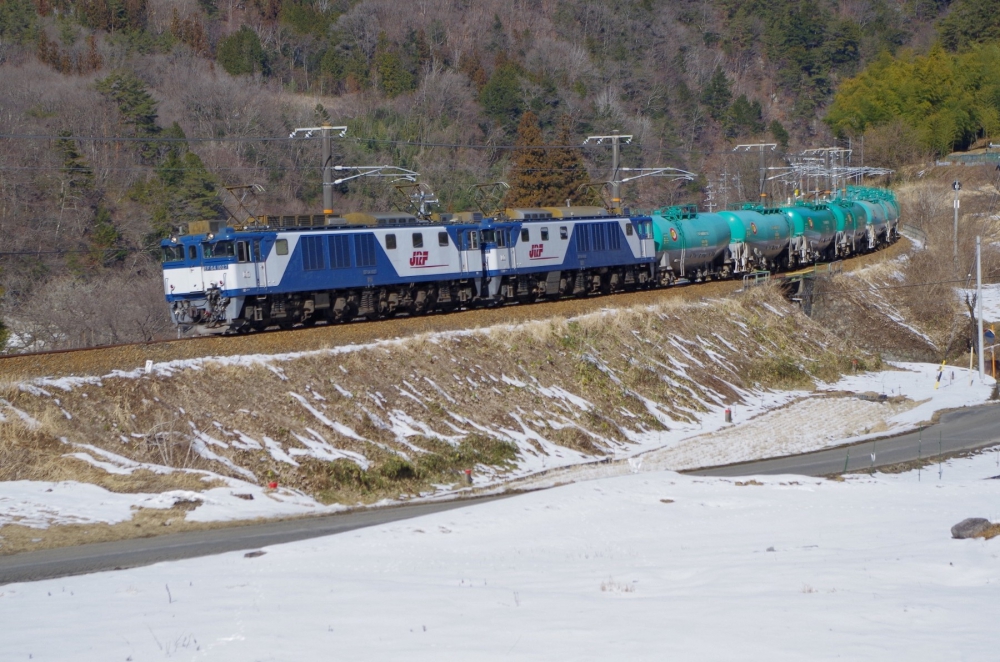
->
[978,235,984,380]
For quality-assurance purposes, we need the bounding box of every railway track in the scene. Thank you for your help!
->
[0,238,909,382]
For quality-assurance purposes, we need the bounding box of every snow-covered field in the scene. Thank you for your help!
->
[1,362,994,532]
[2,446,999,660]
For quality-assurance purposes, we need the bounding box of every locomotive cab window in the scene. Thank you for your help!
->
[626,223,634,236]
[481,230,495,244]
[236,241,249,263]
[438,231,449,247]
[275,239,288,256]
[203,240,235,259]
[187,245,197,260]
[467,230,479,249]
[386,234,396,250]
[560,226,568,240]
[520,228,529,242]
[162,246,183,263]
[413,233,423,248]
[497,231,507,248]
[540,228,549,241]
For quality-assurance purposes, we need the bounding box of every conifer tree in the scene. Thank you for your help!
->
[505,112,590,208]
[96,71,160,161]
[374,32,413,98]
[701,66,732,121]
[546,115,589,206]
[56,130,94,193]
[505,111,549,208]
[88,205,126,267]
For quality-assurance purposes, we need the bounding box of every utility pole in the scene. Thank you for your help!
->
[953,180,962,265]
[734,144,776,202]
[289,124,348,217]
[978,235,984,380]
[584,131,633,212]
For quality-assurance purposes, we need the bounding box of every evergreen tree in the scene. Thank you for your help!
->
[0,0,37,44]
[547,115,590,206]
[96,71,160,161]
[505,113,590,207]
[725,94,766,138]
[701,66,732,121]
[88,205,126,267]
[217,26,268,76]
[55,130,94,192]
[155,123,221,232]
[480,62,523,126]
[374,32,413,98]
[770,120,790,150]
[939,0,1000,52]
[505,111,549,207]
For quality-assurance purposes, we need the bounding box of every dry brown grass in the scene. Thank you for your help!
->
[0,505,234,556]
[981,523,1000,540]
[3,285,874,509]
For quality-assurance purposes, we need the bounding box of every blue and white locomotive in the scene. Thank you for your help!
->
[161,207,656,333]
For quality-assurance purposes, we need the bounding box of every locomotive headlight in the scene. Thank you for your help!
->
[170,235,178,243]
[207,233,215,240]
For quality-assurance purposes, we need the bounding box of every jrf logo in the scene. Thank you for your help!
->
[529,244,544,259]
[409,251,429,267]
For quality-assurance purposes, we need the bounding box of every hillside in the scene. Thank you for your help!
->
[2,0,996,350]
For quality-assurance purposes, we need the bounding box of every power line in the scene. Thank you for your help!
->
[0,132,641,151]
[810,277,971,297]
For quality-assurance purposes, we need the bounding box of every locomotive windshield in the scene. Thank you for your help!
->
[161,245,184,263]
[203,240,235,258]
[481,230,496,243]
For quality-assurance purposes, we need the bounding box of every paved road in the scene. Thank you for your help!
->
[690,402,1000,477]
[0,496,508,585]
[3,402,998,585]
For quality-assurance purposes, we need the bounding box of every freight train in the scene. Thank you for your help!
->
[161,186,899,334]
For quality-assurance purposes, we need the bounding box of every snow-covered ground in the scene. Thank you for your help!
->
[2,447,999,660]
[961,282,1000,324]
[2,362,994,531]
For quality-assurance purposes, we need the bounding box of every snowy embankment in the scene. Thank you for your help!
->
[1,360,993,533]
[2,449,999,660]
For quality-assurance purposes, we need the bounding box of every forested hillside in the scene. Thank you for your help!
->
[0,0,997,351]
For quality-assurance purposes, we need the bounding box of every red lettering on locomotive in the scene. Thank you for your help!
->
[409,251,429,267]
[529,244,544,259]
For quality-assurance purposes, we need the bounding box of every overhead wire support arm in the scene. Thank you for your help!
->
[331,165,419,186]
[618,167,696,184]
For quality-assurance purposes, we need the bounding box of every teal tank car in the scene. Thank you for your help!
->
[842,186,900,249]
[716,206,791,273]
[826,201,866,257]
[781,204,838,265]
[649,205,732,283]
